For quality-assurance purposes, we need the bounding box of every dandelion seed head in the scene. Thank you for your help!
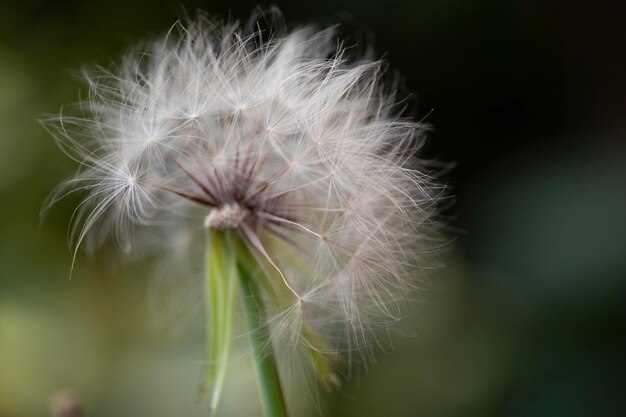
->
[43,10,445,387]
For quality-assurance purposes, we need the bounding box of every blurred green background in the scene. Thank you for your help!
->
[1,1,625,416]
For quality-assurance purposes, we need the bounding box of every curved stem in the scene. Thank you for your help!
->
[237,261,289,417]
[202,229,237,414]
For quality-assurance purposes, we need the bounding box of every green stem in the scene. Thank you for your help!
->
[237,261,289,417]
[202,230,237,413]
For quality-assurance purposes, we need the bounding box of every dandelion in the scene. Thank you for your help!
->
[43,10,443,417]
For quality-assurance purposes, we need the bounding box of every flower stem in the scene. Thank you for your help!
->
[202,230,237,413]
[237,261,289,417]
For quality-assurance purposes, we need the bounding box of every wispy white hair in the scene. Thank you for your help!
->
[43,10,444,391]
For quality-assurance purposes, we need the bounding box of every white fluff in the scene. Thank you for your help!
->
[43,12,443,387]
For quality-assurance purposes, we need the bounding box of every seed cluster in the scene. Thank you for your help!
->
[43,13,443,389]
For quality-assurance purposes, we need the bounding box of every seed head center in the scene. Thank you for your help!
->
[204,202,249,230]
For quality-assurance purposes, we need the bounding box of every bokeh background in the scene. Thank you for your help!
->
[1,1,625,416]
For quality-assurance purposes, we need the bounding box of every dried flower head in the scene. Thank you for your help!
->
[43,10,444,414]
